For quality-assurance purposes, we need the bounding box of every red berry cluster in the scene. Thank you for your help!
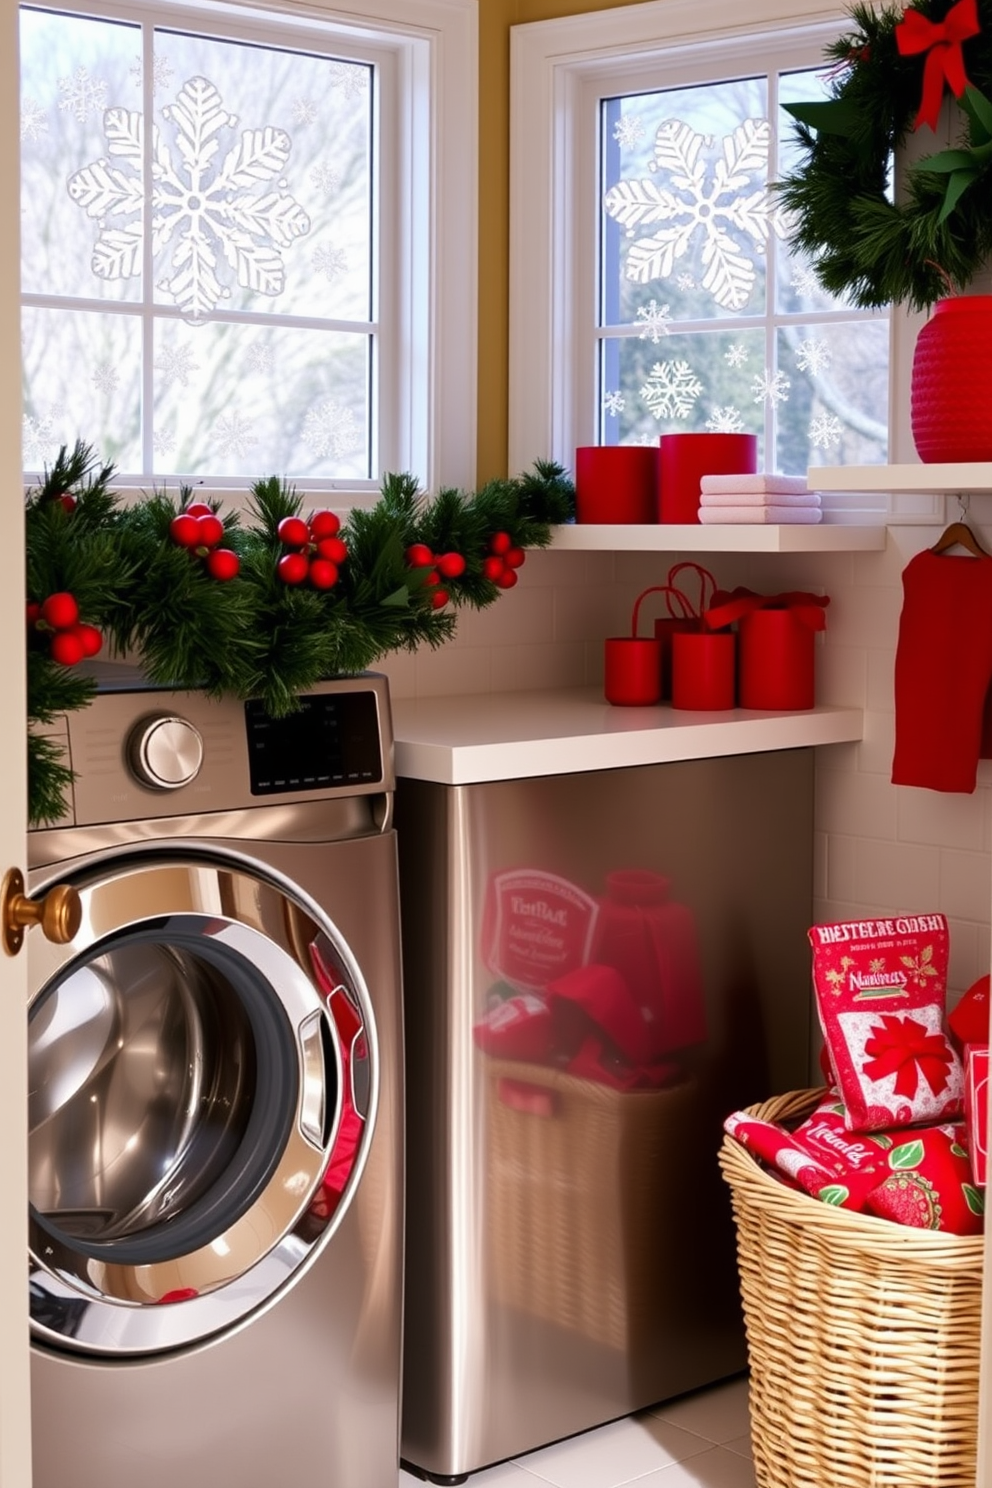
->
[277,511,349,589]
[27,592,102,667]
[481,531,525,589]
[404,544,466,610]
[51,489,77,514]
[169,503,240,581]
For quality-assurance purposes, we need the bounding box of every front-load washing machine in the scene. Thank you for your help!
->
[26,672,403,1488]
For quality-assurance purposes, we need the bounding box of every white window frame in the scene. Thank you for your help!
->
[509,0,920,514]
[21,0,478,503]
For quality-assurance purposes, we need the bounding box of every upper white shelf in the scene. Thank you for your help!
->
[550,522,886,553]
[392,689,864,785]
[815,463,992,493]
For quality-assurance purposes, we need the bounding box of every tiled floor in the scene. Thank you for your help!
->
[400,1376,755,1488]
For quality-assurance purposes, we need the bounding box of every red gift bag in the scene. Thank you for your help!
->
[704,587,830,711]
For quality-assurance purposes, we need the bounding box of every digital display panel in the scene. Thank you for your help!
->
[245,691,382,796]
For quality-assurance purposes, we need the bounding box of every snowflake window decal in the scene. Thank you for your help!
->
[603,117,787,312]
[809,413,842,449]
[751,368,790,407]
[641,360,703,421]
[66,75,313,322]
[795,337,831,376]
[603,390,625,417]
[635,299,671,343]
[705,406,745,433]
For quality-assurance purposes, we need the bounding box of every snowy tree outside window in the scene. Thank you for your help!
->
[597,69,888,473]
[20,3,379,482]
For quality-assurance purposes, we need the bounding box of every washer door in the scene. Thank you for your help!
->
[27,848,375,1357]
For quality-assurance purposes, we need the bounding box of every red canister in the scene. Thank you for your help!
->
[738,608,816,710]
[671,630,736,710]
[575,446,658,524]
[658,433,758,524]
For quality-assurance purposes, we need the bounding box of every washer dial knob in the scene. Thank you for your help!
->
[128,715,204,791]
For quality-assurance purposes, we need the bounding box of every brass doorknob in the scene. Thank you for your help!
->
[1,868,81,957]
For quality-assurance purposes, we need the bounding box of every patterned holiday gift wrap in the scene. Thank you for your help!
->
[809,914,963,1132]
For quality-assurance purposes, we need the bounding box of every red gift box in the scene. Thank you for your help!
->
[704,587,830,711]
[965,1043,988,1187]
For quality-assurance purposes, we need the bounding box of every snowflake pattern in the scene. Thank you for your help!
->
[245,340,275,375]
[636,299,671,343]
[676,273,696,291]
[809,413,842,450]
[293,98,319,127]
[313,244,348,281]
[705,405,745,433]
[153,427,176,456]
[790,263,822,300]
[67,76,312,321]
[215,411,259,459]
[640,360,703,421]
[603,390,626,417]
[329,63,369,100]
[603,117,785,311]
[155,345,200,389]
[302,399,361,458]
[20,99,48,142]
[613,114,645,150]
[92,361,120,395]
[130,53,175,96]
[795,337,831,376]
[23,413,60,465]
[725,343,749,368]
[310,162,342,197]
[58,67,109,124]
[751,368,790,406]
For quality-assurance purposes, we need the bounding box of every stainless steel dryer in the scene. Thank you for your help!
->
[26,673,403,1488]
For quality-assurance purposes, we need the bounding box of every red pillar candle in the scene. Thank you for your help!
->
[575,446,658,524]
[658,433,757,524]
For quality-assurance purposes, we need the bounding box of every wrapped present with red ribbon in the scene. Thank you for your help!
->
[965,1042,988,1186]
[809,913,963,1131]
[864,1121,983,1233]
[703,586,829,710]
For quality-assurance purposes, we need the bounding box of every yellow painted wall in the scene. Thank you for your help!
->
[477,0,658,483]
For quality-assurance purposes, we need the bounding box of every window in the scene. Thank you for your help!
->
[20,0,478,498]
[509,0,893,487]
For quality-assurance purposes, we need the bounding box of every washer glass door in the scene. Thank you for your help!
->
[28,850,374,1357]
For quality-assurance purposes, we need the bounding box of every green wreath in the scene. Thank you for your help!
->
[26,442,575,826]
[778,0,992,310]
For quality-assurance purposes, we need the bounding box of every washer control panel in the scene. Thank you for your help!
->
[127,714,205,791]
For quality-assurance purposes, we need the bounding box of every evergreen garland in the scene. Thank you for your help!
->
[777,0,992,310]
[26,442,575,825]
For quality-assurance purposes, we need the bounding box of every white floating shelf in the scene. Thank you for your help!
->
[814,463,992,493]
[392,688,864,785]
[550,522,886,553]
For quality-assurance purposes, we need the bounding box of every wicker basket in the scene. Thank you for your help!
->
[486,1059,704,1350]
[719,1088,984,1488]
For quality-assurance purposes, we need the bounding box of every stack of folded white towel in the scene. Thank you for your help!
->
[698,474,823,524]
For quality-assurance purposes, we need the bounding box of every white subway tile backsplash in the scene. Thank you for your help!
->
[898,786,988,852]
[855,709,896,777]
[816,768,897,841]
[415,643,493,697]
[824,834,859,904]
[491,641,587,693]
[865,648,896,713]
[815,642,866,709]
[456,585,555,646]
[854,838,941,910]
[822,583,901,650]
[939,849,992,924]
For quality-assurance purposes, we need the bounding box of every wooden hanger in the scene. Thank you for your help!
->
[931,494,990,557]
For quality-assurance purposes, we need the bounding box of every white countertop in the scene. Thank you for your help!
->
[391,688,864,784]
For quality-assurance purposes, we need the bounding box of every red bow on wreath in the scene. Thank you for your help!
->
[861,1012,954,1099]
[896,0,980,132]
